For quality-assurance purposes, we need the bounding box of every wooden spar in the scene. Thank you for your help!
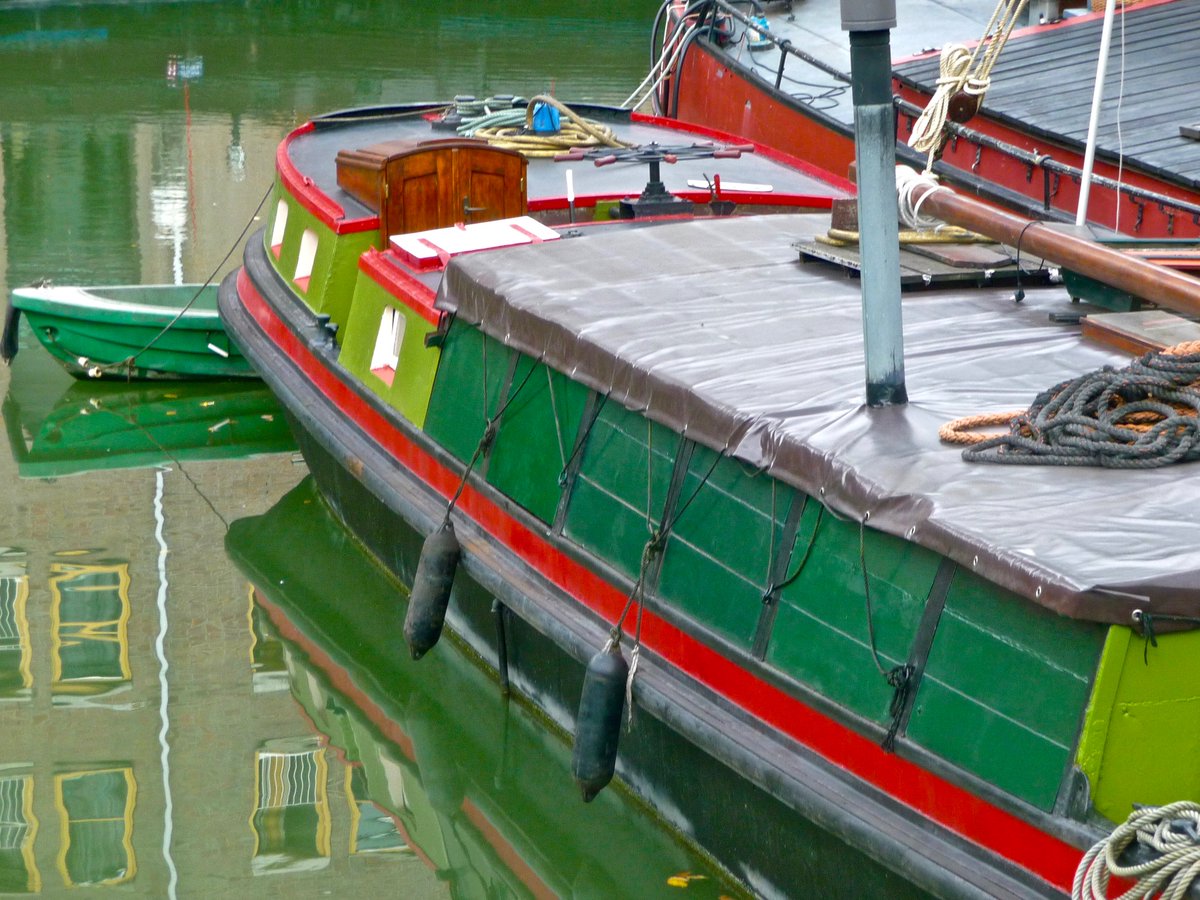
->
[909,180,1200,318]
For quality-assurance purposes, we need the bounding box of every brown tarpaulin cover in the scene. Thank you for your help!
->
[436,214,1200,625]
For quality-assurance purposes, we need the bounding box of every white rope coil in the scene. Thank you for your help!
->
[1072,802,1200,900]
[895,165,947,231]
[906,0,1030,171]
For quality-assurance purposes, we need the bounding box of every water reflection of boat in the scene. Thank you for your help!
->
[227,479,753,899]
[2,371,294,478]
[3,283,256,380]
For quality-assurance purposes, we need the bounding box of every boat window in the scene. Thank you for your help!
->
[294,229,318,292]
[54,768,137,887]
[369,306,405,388]
[270,199,288,258]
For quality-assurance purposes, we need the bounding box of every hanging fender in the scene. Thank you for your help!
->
[403,521,461,661]
[571,641,629,802]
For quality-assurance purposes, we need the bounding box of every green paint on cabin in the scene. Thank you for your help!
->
[486,356,589,524]
[767,512,939,722]
[907,567,1103,811]
[267,187,377,330]
[657,448,792,648]
[424,322,513,464]
[337,276,440,427]
[564,402,679,582]
[1077,625,1200,822]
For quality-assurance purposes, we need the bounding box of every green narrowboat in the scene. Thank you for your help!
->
[218,96,1200,899]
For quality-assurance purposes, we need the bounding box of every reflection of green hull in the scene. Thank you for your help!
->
[7,284,256,380]
[228,480,746,899]
[229,479,930,899]
[3,376,294,478]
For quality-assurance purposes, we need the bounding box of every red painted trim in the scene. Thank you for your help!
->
[236,269,1085,894]
[278,123,380,236]
[671,43,859,184]
[631,110,855,194]
[526,192,835,213]
[459,804,559,900]
[359,249,442,326]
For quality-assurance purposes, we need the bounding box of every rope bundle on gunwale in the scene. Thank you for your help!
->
[940,341,1200,467]
[456,94,632,158]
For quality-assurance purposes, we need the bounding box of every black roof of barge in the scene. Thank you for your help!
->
[894,1,1200,190]
[436,213,1200,626]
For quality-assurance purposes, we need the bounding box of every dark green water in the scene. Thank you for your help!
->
[0,2,749,896]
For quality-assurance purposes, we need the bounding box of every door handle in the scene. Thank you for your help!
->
[463,196,488,216]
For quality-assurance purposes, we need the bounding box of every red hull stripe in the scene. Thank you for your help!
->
[237,269,1083,893]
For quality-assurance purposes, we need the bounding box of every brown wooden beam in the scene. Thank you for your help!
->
[909,180,1200,318]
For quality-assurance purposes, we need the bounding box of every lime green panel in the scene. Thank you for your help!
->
[268,187,378,326]
[658,447,793,647]
[337,277,440,428]
[908,567,1103,810]
[314,231,378,330]
[767,510,940,722]
[1077,626,1200,822]
[564,403,679,581]
[424,323,512,463]
[487,358,589,524]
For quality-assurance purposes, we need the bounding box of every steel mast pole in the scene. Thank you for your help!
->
[843,0,906,406]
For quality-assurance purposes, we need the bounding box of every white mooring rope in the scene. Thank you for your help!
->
[1072,802,1200,900]
[907,0,1029,171]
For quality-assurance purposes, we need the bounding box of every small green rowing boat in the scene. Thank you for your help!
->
[2,282,255,380]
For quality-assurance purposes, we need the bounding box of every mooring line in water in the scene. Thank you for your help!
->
[153,468,179,898]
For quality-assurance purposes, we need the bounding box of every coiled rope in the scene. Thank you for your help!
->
[907,0,1029,171]
[1073,802,1200,900]
[942,341,1200,467]
[457,95,632,158]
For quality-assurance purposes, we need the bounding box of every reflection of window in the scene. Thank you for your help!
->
[55,768,137,887]
[247,592,289,694]
[369,306,406,388]
[345,766,408,855]
[251,738,330,874]
[0,571,31,702]
[0,774,40,893]
[49,563,131,703]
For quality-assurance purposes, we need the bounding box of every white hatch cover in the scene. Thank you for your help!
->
[390,216,560,270]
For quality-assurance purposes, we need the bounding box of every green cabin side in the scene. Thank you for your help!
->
[266,168,1198,829]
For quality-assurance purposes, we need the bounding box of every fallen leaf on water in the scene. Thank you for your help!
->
[666,872,708,888]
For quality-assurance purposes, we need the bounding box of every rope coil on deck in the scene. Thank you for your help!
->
[457,94,632,157]
[943,342,1200,467]
[1073,801,1200,900]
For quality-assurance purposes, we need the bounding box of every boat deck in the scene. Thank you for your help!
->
[287,104,850,222]
[895,0,1200,188]
[437,212,1200,625]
